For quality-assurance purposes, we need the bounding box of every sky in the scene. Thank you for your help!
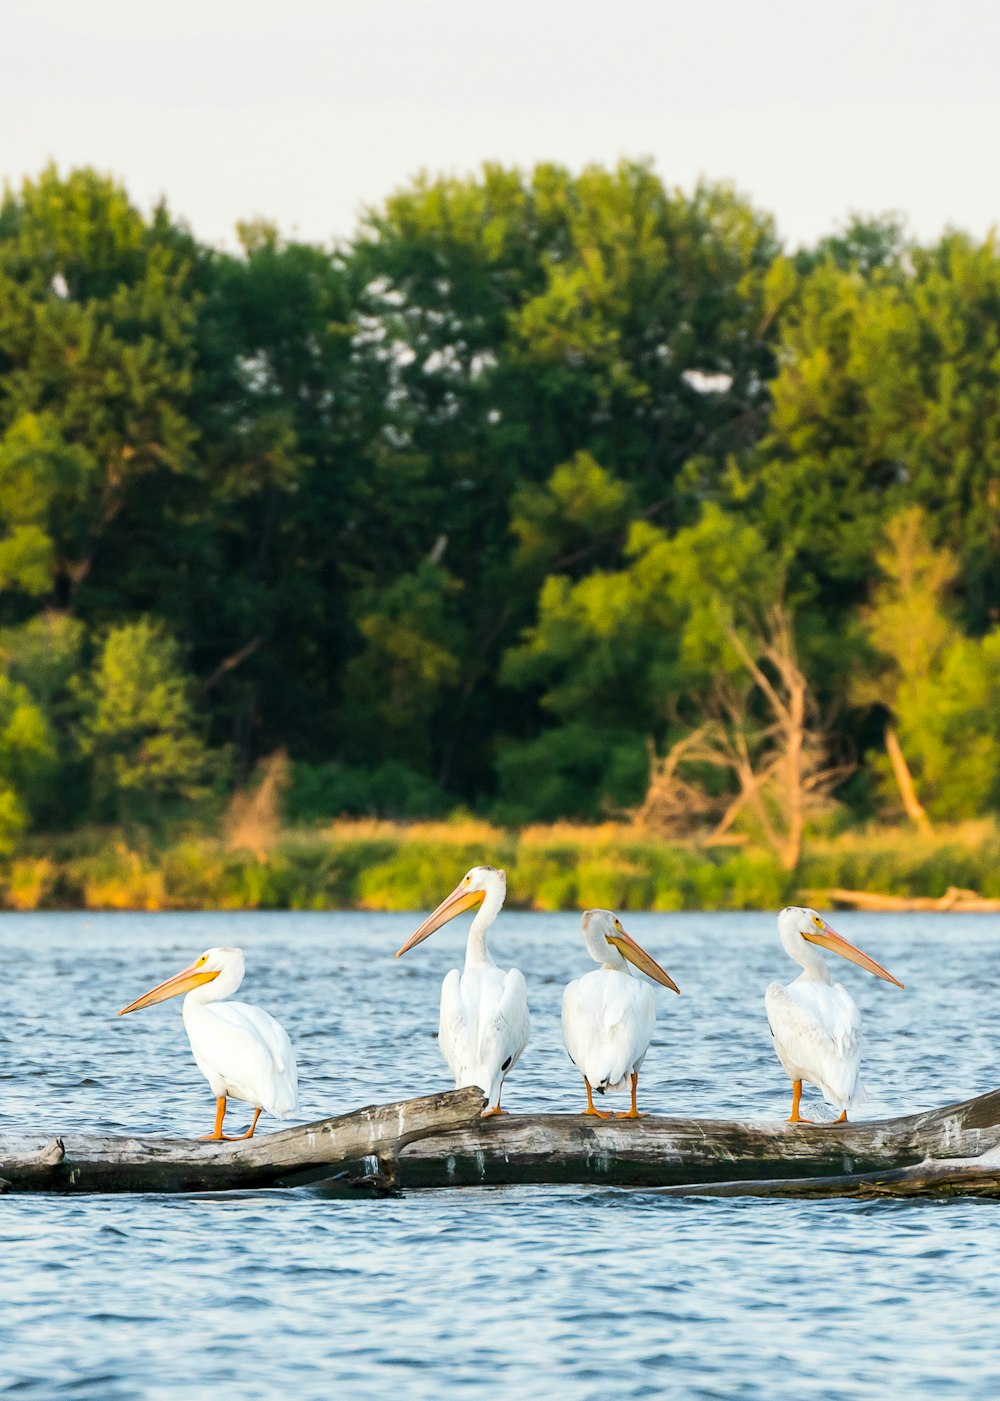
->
[5,0,1000,252]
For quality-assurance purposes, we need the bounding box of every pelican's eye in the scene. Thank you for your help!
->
[194,955,208,967]
[614,919,624,933]
[812,915,823,928]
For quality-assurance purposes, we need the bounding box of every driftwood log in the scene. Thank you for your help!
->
[646,1150,1000,1199]
[4,1086,1000,1199]
[807,885,1000,913]
[398,1088,1000,1197]
[0,1086,485,1195]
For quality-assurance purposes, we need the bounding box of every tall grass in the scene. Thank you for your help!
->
[799,821,1000,899]
[4,819,999,912]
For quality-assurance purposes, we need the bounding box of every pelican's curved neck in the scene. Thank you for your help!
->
[785,933,831,983]
[182,984,226,1020]
[465,881,505,969]
[582,916,629,974]
[181,967,241,1015]
[590,935,628,975]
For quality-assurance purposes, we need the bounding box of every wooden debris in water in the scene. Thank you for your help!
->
[0,1087,485,1194]
[810,886,1000,913]
[5,1085,1000,1200]
[398,1088,1000,1194]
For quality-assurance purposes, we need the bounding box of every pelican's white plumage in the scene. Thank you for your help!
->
[562,909,679,1118]
[396,866,529,1114]
[765,907,903,1122]
[119,946,298,1138]
[765,978,864,1111]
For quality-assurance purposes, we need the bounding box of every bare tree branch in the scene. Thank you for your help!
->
[201,636,263,694]
[636,603,853,868]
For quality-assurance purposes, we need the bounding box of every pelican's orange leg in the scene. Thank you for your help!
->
[836,1109,848,1124]
[200,1095,233,1140]
[239,1107,263,1139]
[616,1071,644,1119]
[786,1080,814,1124]
[584,1079,611,1118]
[481,1084,508,1118]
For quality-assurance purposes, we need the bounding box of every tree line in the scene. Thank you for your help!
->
[0,161,998,856]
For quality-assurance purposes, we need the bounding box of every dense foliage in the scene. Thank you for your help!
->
[1,162,998,849]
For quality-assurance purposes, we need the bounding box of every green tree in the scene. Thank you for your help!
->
[0,166,200,607]
[77,618,216,823]
[897,633,1000,820]
[0,611,86,829]
[340,562,462,772]
[0,611,85,708]
[0,413,95,607]
[855,507,957,826]
[499,504,786,816]
[0,676,57,852]
[800,214,910,276]
[508,166,780,508]
[857,508,1000,822]
[351,163,782,803]
[180,223,386,770]
[508,452,633,578]
[746,230,1000,626]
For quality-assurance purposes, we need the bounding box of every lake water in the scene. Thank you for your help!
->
[2,909,1000,1399]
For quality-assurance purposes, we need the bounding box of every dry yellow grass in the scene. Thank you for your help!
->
[4,858,57,911]
[321,816,506,846]
[808,818,999,855]
[519,821,636,848]
[224,751,290,860]
[81,844,167,911]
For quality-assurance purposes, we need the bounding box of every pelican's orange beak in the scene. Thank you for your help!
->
[607,927,680,993]
[803,921,904,989]
[395,881,485,958]
[118,961,220,1015]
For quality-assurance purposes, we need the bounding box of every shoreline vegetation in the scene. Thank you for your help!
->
[2,166,1000,880]
[5,818,1000,914]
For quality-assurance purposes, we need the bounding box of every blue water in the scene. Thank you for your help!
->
[2,910,999,1398]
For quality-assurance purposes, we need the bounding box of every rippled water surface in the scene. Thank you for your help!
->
[3,910,1000,1398]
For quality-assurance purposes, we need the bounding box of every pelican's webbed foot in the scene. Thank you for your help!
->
[583,1078,611,1118]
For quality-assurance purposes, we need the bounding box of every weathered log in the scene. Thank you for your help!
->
[5,1086,1000,1198]
[644,1151,1000,1199]
[398,1088,1000,1191]
[809,885,1000,913]
[0,1086,485,1194]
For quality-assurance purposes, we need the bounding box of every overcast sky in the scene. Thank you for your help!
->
[6,0,999,251]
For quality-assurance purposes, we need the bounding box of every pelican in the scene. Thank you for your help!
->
[765,907,904,1124]
[119,946,299,1140]
[562,909,680,1118]
[395,866,529,1115]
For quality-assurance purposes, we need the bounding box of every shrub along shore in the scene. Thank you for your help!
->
[4,820,1000,914]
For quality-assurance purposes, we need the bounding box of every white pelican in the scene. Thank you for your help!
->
[562,909,680,1118]
[119,946,298,1140]
[765,907,904,1124]
[395,865,529,1116]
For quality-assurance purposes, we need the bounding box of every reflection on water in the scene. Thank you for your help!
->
[2,911,1000,1398]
